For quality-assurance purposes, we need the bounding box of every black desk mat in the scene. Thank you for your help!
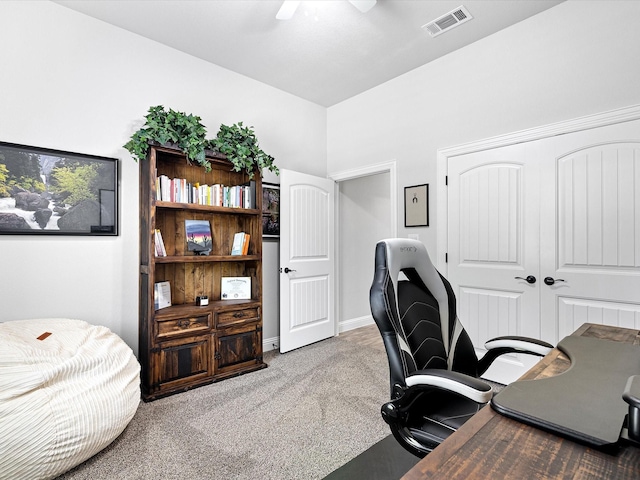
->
[491,335,640,447]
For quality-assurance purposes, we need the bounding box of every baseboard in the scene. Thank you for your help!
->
[263,336,279,352]
[264,316,374,352]
[338,315,374,334]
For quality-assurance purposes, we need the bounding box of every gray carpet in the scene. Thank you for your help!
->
[56,334,391,480]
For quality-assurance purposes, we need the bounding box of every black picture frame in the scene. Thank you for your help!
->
[262,182,280,238]
[404,184,429,227]
[0,141,118,235]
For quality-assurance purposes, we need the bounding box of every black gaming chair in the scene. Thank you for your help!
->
[369,238,553,457]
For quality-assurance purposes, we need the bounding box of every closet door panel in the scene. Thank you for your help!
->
[448,142,541,384]
[540,119,640,344]
[447,116,640,384]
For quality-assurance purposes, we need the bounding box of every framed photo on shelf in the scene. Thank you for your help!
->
[221,276,251,300]
[153,281,172,310]
[185,219,212,255]
[0,141,118,235]
[404,184,429,227]
[262,182,280,238]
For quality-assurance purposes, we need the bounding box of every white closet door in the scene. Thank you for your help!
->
[448,117,640,385]
[448,141,543,384]
[539,119,640,341]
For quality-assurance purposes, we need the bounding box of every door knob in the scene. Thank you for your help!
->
[544,277,565,286]
[283,267,296,273]
[515,275,537,284]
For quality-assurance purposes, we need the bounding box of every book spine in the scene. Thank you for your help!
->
[242,233,250,255]
[154,230,162,257]
[155,229,167,256]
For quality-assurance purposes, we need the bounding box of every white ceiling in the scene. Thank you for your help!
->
[53,0,564,107]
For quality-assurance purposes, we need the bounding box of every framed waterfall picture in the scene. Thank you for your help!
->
[404,184,429,227]
[0,141,118,235]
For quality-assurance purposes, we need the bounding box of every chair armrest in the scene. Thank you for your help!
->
[405,369,493,404]
[380,370,492,443]
[485,336,554,356]
[478,336,554,376]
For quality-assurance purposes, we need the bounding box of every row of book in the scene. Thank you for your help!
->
[154,228,251,257]
[156,175,255,209]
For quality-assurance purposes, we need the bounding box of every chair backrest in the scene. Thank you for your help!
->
[370,238,479,391]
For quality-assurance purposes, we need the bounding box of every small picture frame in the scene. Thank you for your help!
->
[185,219,212,255]
[262,182,280,238]
[154,281,172,310]
[221,276,252,300]
[404,184,429,227]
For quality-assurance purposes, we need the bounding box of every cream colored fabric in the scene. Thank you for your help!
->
[0,318,140,480]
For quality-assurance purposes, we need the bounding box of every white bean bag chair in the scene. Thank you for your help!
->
[0,318,140,480]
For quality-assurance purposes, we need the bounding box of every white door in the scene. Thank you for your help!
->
[539,121,640,341]
[448,141,544,384]
[279,169,335,353]
[448,118,640,384]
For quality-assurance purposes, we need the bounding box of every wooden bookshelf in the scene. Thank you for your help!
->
[139,144,266,401]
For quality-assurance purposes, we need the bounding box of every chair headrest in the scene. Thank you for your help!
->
[376,238,452,353]
[378,238,436,284]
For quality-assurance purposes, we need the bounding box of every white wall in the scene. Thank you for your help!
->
[338,173,390,328]
[327,1,640,262]
[0,1,326,354]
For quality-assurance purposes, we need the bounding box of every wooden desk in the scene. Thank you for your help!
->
[402,323,640,479]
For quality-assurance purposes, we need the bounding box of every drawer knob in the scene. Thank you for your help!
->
[177,319,191,328]
[233,312,245,318]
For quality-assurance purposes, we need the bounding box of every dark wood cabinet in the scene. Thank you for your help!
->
[139,144,266,401]
[153,335,212,388]
[216,321,263,375]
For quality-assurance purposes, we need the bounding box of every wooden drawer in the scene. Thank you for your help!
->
[156,313,211,340]
[217,307,259,328]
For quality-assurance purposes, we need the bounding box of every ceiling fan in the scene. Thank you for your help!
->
[276,0,377,20]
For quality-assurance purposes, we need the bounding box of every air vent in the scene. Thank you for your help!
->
[422,6,473,38]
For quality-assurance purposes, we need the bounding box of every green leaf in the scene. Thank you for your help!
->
[124,108,278,177]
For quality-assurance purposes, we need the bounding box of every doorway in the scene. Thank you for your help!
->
[331,162,397,333]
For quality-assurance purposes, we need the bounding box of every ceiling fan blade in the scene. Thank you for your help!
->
[349,0,377,13]
[276,0,300,20]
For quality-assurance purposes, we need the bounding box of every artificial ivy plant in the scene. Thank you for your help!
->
[124,105,278,178]
[124,105,212,171]
[210,122,279,179]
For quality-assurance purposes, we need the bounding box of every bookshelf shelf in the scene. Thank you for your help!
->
[139,144,266,401]
[154,255,261,264]
[155,201,260,215]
